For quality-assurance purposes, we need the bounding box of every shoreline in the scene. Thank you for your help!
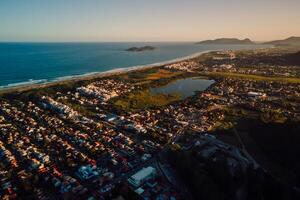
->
[0,50,215,94]
[0,44,275,95]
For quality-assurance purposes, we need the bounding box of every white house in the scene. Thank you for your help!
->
[128,166,156,187]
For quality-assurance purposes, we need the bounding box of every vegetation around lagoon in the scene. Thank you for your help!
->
[118,67,184,83]
[203,72,300,84]
[112,89,181,111]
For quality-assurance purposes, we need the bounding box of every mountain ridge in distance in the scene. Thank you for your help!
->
[263,36,300,46]
[196,38,255,45]
[196,36,300,46]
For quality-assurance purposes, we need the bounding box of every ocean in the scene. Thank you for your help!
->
[0,42,269,89]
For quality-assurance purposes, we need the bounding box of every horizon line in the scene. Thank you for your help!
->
[0,40,270,43]
[1,36,297,43]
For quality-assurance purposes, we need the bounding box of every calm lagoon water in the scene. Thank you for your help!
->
[150,77,215,99]
[0,42,269,88]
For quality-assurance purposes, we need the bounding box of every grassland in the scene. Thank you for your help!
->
[119,68,184,82]
[112,90,181,111]
[203,72,300,83]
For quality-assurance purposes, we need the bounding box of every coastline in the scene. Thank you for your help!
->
[0,50,215,94]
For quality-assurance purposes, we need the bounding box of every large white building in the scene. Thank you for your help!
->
[128,166,156,187]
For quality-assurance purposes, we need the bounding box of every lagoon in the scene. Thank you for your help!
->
[150,77,215,99]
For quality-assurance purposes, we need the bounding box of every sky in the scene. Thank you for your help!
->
[0,0,300,42]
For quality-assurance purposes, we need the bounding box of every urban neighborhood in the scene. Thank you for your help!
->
[0,48,299,200]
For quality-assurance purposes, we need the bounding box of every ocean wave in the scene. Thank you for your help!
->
[51,72,101,82]
[0,79,48,89]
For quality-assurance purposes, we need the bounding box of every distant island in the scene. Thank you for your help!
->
[263,36,300,46]
[126,46,156,52]
[196,38,255,45]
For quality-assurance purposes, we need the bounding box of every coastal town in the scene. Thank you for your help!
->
[0,48,300,199]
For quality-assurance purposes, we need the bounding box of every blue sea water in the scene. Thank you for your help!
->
[0,42,269,88]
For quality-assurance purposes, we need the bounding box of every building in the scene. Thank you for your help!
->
[76,165,100,180]
[128,166,156,187]
[247,91,267,98]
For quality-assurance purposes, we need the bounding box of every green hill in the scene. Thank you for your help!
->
[264,36,300,46]
[196,38,255,45]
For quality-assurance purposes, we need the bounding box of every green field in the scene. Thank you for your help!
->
[204,72,300,83]
[112,89,181,111]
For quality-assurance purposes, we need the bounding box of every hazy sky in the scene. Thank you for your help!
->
[0,0,299,42]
